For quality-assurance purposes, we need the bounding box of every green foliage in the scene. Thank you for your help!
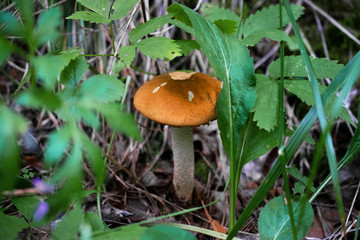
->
[12,197,41,222]
[243,4,304,46]
[67,0,139,23]
[200,3,240,22]
[136,37,182,60]
[52,203,84,240]
[269,56,344,80]
[0,212,27,240]
[141,225,197,240]
[258,196,314,240]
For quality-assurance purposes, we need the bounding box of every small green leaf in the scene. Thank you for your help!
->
[60,57,89,88]
[34,7,61,46]
[243,29,290,46]
[293,182,305,196]
[135,37,182,60]
[17,88,62,110]
[213,19,238,34]
[252,74,279,131]
[0,12,24,36]
[12,197,41,222]
[129,14,174,43]
[200,3,240,22]
[141,225,197,240]
[258,196,314,240]
[45,125,72,164]
[287,166,316,193]
[84,211,106,232]
[0,212,28,240]
[80,75,124,103]
[243,4,304,40]
[0,37,14,65]
[269,56,344,80]
[52,203,84,240]
[66,11,110,24]
[174,40,200,56]
[119,46,136,67]
[32,51,79,88]
[77,0,110,17]
[110,0,139,20]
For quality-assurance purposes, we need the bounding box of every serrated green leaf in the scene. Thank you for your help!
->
[243,29,290,46]
[52,203,84,240]
[44,125,72,164]
[110,0,139,20]
[32,51,79,88]
[96,103,141,140]
[258,196,314,240]
[269,56,344,79]
[78,0,110,17]
[174,40,200,56]
[129,14,174,43]
[214,19,238,34]
[200,3,240,22]
[135,37,182,60]
[60,57,89,88]
[0,212,28,240]
[17,88,62,110]
[80,74,124,103]
[252,74,279,131]
[12,197,40,222]
[66,11,110,23]
[243,4,304,39]
[34,7,61,46]
[141,225,197,240]
[284,80,352,124]
[119,46,136,67]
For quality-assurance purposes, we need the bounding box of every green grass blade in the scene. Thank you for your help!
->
[283,0,346,230]
[227,50,360,240]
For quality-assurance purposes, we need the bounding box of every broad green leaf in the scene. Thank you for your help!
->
[0,105,26,192]
[44,125,72,164]
[252,74,279,131]
[17,88,62,110]
[239,115,278,166]
[96,103,141,140]
[92,225,148,240]
[284,80,353,123]
[77,0,110,17]
[129,14,174,43]
[200,3,240,22]
[0,212,28,240]
[34,7,61,46]
[269,56,344,80]
[12,197,41,222]
[81,133,106,186]
[52,203,84,240]
[110,0,139,20]
[141,225,197,240]
[32,51,79,88]
[80,74,124,103]
[174,40,200,56]
[243,4,304,39]
[119,46,136,67]
[214,19,238,34]
[243,29,290,46]
[60,57,89,88]
[66,11,110,24]
[258,196,314,240]
[84,211,106,232]
[135,37,182,60]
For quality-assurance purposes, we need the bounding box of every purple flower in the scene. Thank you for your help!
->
[33,201,49,221]
[32,177,54,194]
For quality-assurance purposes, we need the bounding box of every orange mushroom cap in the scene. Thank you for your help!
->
[134,72,222,127]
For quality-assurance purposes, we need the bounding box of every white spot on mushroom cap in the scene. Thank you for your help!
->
[188,91,194,102]
[152,86,160,94]
[160,82,167,87]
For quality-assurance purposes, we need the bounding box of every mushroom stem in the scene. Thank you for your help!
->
[171,126,194,202]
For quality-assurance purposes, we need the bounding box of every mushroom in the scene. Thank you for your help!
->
[134,71,221,202]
